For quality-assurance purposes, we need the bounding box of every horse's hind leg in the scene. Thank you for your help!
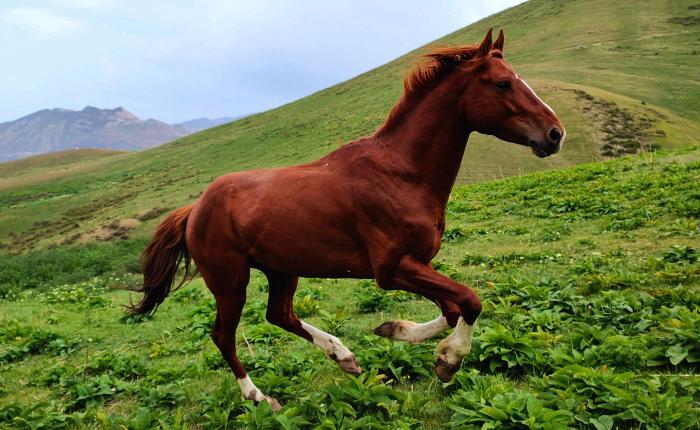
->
[374,298,459,343]
[199,258,281,411]
[263,269,361,375]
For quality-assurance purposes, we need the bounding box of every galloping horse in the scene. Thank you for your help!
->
[129,29,565,410]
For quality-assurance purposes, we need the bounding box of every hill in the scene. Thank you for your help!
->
[0,148,697,427]
[0,0,699,251]
[0,149,128,192]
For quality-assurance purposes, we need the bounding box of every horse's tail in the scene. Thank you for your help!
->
[127,204,195,315]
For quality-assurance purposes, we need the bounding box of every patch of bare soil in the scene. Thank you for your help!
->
[1,192,138,252]
[568,89,663,158]
[135,206,170,221]
[78,218,140,243]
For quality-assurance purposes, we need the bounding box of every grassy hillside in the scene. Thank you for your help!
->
[1,0,699,250]
[0,149,126,188]
[1,148,698,428]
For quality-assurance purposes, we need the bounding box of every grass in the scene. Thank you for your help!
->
[0,149,125,180]
[1,148,698,428]
[1,0,699,251]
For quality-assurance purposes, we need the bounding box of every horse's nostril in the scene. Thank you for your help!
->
[549,127,562,144]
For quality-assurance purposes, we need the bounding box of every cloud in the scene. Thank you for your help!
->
[2,6,79,36]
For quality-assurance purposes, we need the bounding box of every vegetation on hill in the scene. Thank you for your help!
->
[0,148,698,428]
[1,0,699,250]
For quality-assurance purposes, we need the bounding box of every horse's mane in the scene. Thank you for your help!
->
[376,45,488,137]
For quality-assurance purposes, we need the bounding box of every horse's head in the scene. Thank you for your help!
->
[460,29,565,157]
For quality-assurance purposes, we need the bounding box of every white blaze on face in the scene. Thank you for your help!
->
[516,75,566,145]
[517,75,556,116]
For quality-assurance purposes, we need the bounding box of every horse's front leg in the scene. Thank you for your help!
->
[375,255,482,382]
[373,298,459,343]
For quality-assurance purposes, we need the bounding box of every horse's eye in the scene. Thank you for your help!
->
[496,81,511,90]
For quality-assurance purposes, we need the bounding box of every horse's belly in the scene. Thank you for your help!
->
[250,232,373,278]
[241,203,373,278]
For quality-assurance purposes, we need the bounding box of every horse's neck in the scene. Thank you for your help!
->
[376,74,470,206]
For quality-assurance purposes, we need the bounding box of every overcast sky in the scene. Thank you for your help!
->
[1,0,523,124]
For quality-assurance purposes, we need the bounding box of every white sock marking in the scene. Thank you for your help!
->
[237,375,265,401]
[438,317,476,364]
[301,321,353,360]
[392,316,450,343]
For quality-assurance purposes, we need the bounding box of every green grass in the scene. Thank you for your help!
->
[1,148,698,428]
[1,0,699,250]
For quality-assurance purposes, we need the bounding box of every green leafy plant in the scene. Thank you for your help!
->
[0,323,79,364]
[322,371,407,421]
[358,337,432,381]
[294,294,321,318]
[473,324,546,374]
[353,280,412,313]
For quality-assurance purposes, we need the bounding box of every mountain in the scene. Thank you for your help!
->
[176,117,241,133]
[0,0,699,251]
[0,106,189,161]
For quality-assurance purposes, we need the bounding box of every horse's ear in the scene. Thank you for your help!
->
[478,28,493,56]
[493,30,504,53]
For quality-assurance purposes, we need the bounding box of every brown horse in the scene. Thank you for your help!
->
[129,29,564,410]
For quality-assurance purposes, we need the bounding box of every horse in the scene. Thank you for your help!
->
[128,28,565,411]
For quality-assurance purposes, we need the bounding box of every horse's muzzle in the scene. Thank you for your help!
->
[529,140,560,158]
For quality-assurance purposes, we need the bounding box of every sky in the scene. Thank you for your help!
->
[1,0,523,124]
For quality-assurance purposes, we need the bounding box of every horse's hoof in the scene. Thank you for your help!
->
[435,357,459,382]
[264,396,282,412]
[373,321,400,338]
[336,355,362,375]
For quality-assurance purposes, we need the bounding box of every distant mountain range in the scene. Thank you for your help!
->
[0,107,239,161]
[175,116,238,132]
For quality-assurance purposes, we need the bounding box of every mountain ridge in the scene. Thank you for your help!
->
[0,106,188,161]
[0,107,246,161]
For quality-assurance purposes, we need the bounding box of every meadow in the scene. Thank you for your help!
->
[1,0,699,428]
[1,147,698,429]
